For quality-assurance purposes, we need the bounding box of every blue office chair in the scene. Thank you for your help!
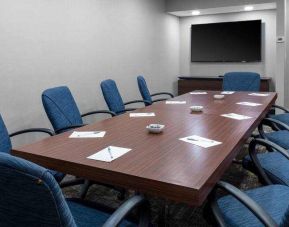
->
[137,76,174,106]
[0,152,150,227]
[256,118,289,150]
[42,86,116,134]
[42,86,124,199]
[223,72,261,91]
[208,181,289,227]
[242,138,289,187]
[0,114,64,183]
[101,79,150,115]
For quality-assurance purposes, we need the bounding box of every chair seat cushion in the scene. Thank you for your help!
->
[48,169,65,183]
[265,130,289,149]
[271,113,289,126]
[243,152,289,185]
[217,185,289,227]
[67,201,136,227]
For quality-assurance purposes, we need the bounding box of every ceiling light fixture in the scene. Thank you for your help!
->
[192,10,200,16]
[244,5,254,11]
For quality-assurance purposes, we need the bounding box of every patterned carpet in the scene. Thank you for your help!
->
[62,143,263,226]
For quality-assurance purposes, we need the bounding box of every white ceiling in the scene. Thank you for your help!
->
[168,3,276,17]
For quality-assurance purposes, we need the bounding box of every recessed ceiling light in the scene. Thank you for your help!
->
[192,10,200,16]
[244,5,254,11]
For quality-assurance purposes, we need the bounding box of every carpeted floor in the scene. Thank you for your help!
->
[62,143,263,226]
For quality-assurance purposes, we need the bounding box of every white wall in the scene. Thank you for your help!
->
[179,10,276,86]
[0,0,180,145]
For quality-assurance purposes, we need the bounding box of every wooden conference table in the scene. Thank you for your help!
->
[12,91,277,206]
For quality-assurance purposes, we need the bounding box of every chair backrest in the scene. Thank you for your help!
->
[0,152,76,226]
[0,114,12,154]
[137,76,152,106]
[223,72,261,91]
[42,86,83,133]
[281,206,289,226]
[100,79,125,114]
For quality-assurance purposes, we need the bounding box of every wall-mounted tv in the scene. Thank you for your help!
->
[191,20,261,62]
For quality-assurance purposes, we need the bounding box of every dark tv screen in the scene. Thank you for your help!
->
[191,20,261,62]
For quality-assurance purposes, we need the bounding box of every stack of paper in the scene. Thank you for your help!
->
[87,146,132,162]
[179,135,222,148]
[129,113,155,117]
[69,131,106,138]
[236,102,262,107]
[165,101,186,104]
[221,113,252,120]
[190,92,208,95]
[248,93,270,97]
[221,91,235,95]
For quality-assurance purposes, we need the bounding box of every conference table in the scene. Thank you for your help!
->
[12,91,277,206]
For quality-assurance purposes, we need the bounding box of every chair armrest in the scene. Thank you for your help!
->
[9,128,55,137]
[124,100,151,106]
[249,138,289,185]
[151,92,174,98]
[258,118,289,139]
[212,181,278,227]
[152,98,168,103]
[81,110,116,118]
[103,195,150,227]
[55,124,86,134]
[271,105,289,113]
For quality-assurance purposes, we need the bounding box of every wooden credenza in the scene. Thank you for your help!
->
[178,76,272,95]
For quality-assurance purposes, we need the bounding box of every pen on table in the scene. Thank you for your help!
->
[108,146,113,159]
[76,131,100,137]
[187,137,214,143]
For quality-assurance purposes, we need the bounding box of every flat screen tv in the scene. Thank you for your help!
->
[191,20,261,62]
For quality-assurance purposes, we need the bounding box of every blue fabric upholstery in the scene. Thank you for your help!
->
[271,113,289,126]
[223,72,261,91]
[243,152,289,185]
[100,79,126,114]
[68,201,136,227]
[0,114,64,182]
[265,130,289,149]
[217,185,289,226]
[0,152,76,226]
[137,76,152,106]
[0,114,12,154]
[42,86,83,133]
[0,153,136,227]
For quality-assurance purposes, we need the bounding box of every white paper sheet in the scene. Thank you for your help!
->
[129,113,155,117]
[221,113,253,120]
[165,101,186,104]
[87,146,132,162]
[190,92,208,95]
[248,93,270,97]
[221,91,235,95]
[69,131,106,138]
[236,102,262,107]
[179,135,222,148]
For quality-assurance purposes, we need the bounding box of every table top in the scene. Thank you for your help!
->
[12,91,277,206]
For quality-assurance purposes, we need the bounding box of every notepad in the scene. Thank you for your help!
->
[166,101,186,104]
[179,135,222,148]
[221,113,253,120]
[129,113,155,117]
[87,146,132,162]
[69,131,106,138]
[221,91,235,95]
[248,93,270,97]
[237,102,262,107]
[190,92,208,95]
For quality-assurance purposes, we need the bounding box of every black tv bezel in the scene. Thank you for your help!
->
[190,20,262,63]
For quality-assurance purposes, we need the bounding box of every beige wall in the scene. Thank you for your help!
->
[0,0,180,145]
